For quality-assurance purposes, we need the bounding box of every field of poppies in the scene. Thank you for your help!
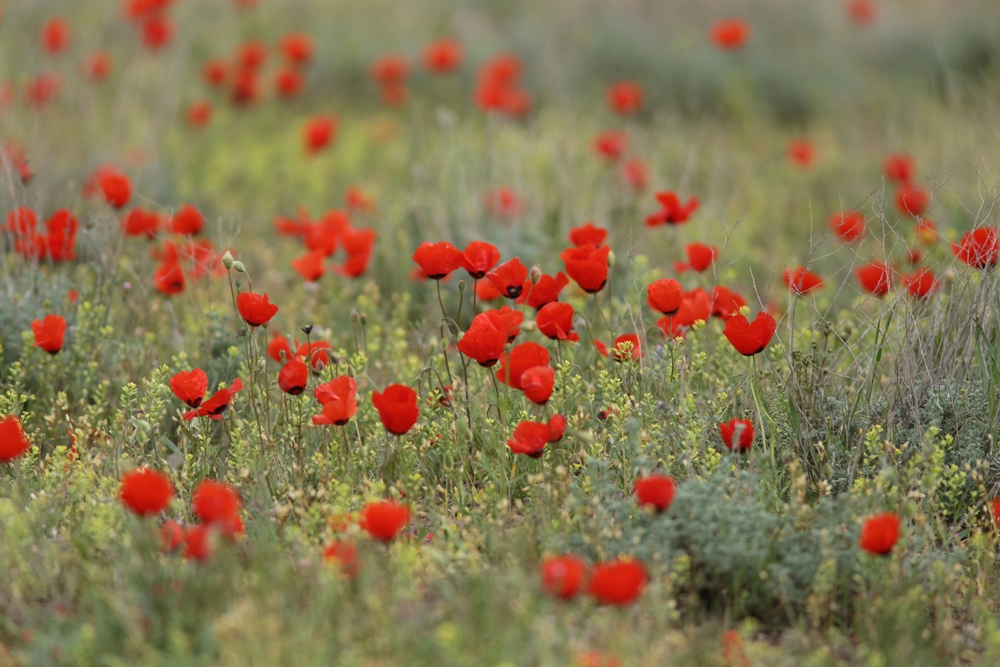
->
[4,0,1000,665]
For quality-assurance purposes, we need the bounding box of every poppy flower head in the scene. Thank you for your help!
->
[783,267,824,296]
[170,368,208,408]
[541,555,587,599]
[846,0,876,25]
[458,311,508,367]
[371,54,410,85]
[280,32,314,65]
[31,314,67,354]
[423,38,463,73]
[901,269,939,300]
[787,139,815,168]
[183,379,243,421]
[304,116,337,154]
[633,473,676,512]
[593,130,628,162]
[298,341,333,370]
[560,244,611,294]
[275,67,304,98]
[607,81,643,116]
[203,59,228,87]
[278,358,309,395]
[536,302,579,342]
[829,212,866,243]
[461,241,501,279]
[884,153,913,183]
[520,365,555,405]
[496,342,550,390]
[187,100,213,128]
[168,204,205,236]
[140,14,173,51]
[345,185,376,212]
[524,272,569,310]
[507,420,551,458]
[895,185,929,218]
[292,250,326,282]
[483,188,523,220]
[494,305,524,342]
[120,468,173,517]
[371,384,419,435]
[719,419,754,452]
[856,261,893,296]
[710,19,750,51]
[646,192,699,226]
[678,243,718,273]
[859,512,900,555]
[607,334,643,362]
[487,258,529,299]
[98,169,132,209]
[952,228,998,269]
[413,241,463,280]
[587,558,647,606]
[568,223,608,248]
[192,479,241,525]
[160,520,184,552]
[359,500,410,542]
[154,261,185,295]
[0,415,32,462]
[87,52,113,81]
[236,292,279,327]
[312,375,359,426]
[916,219,938,246]
[723,312,776,356]
[547,414,567,442]
[711,286,747,320]
[183,524,214,562]
[41,17,70,55]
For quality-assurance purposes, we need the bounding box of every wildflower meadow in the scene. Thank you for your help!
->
[4,0,1000,665]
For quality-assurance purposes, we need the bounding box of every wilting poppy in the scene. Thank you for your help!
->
[647,278,683,316]
[507,420,551,458]
[537,302,579,342]
[423,39,462,73]
[856,261,893,296]
[723,312,776,356]
[783,267,824,296]
[710,19,750,51]
[462,241,501,279]
[487,258,529,299]
[31,314,66,354]
[280,32,313,65]
[312,376,358,425]
[170,368,208,408]
[895,185,929,218]
[645,192,699,226]
[372,384,419,435]
[719,419,753,452]
[561,244,610,293]
[98,169,132,209]
[593,130,628,162]
[236,292,278,327]
[120,468,173,517]
[323,540,360,578]
[633,474,676,512]
[523,272,569,310]
[901,269,939,299]
[859,512,900,555]
[829,212,865,243]
[541,555,587,599]
[884,154,913,183]
[360,500,410,542]
[41,17,70,55]
[413,241,463,279]
[521,366,555,405]
[496,342,550,389]
[0,415,31,462]
[607,81,643,116]
[458,311,509,367]
[587,558,647,606]
[183,379,243,421]
[304,116,336,154]
[676,243,718,273]
[787,139,815,168]
[952,228,998,269]
[278,359,309,395]
[568,223,607,248]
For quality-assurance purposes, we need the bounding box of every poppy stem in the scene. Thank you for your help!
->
[489,369,504,427]
[472,278,479,312]
[748,355,772,465]
[435,280,452,333]
[593,292,613,342]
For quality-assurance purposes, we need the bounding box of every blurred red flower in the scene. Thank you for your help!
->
[856,261,893,296]
[783,267,824,296]
[895,184,929,218]
[372,384,419,435]
[607,81,643,116]
[0,415,32,462]
[360,500,410,542]
[710,19,750,51]
[829,211,865,243]
[192,479,241,525]
[593,130,628,161]
[120,468,173,517]
[633,473,676,512]
[901,269,939,299]
[304,116,337,154]
[884,153,913,183]
[41,17,70,55]
[423,39,462,73]
[787,139,815,168]
[32,314,66,354]
[859,512,900,555]
[719,419,754,452]
[646,191,699,226]
[952,228,998,269]
[588,558,647,605]
[541,555,587,599]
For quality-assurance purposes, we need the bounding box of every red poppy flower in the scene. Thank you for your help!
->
[192,479,241,525]
[787,139,815,168]
[335,226,377,278]
[537,302,579,342]
[140,14,173,51]
[895,185,929,218]
[41,17,70,55]
[323,540,360,578]
[642,278,681,317]
[710,19,750,50]
[507,420,551,458]
[901,269,939,299]
[170,368,208,408]
[183,379,243,421]
[291,250,325,282]
[633,474,676,512]
[677,243,718,273]
[856,261,893,296]
[496,342,550,389]
[413,241,463,280]
[267,336,294,363]
[523,272,569,310]
[31,314,66,354]
[183,525,214,561]
[723,312,776,356]
[477,280,502,302]
[86,52,112,81]
[187,100,212,128]
[167,204,204,235]
[719,419,753,452]
[859,512,900,555]
[372,384,419,435]
[462,241,501,279]
[154,261,185,295]
[593,130,628,162]
[596,334,642,362]
[236,292,279,327]
[312,376,358,425]
[122,209,160,238]
[98,169,132,209]
[548,414,567,442]
[568,223,607,248]
[371,55,410,86]
[846,0,876,25]
[622,159,649,191]
[280,32,313,65]
[160,520,184,553]
[884,154,913,183]
[203,59,228,87]
[658,288,713,337]
[458,311,508,367]
[0,415,31,462]
[359,500,410,542]
[541,555,587,599]
[298,341,333,370]
[236,40,267,70]
[521,366,555,405]
[783,267,824,296]
[304,116,336,154]
[278,358,309,395]
[711,286,747,320]
[423,39,462,73]
[561,244,610,294]
[952,228,998,269]
[587,558,647,606]
[829,211,865,243]
[607,81,643,116]
[483,188,523,219]
[275,67,304,98]
[495,305,524,342]
[120,468,173,517]
[645,192,699,227]
[487,258,529,299]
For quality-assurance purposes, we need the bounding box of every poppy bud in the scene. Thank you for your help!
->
[222,250,234,270]
[607,250,616,268]
[300,324,313,335]
[360,313,367,326]
[440,337,449,350]
[350,309,359,323]
[529,265,543,282]
[232,260,246,273]
[458,280,466,293]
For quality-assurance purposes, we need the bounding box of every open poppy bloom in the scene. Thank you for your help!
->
[593,130,628,161]
[41,17,70,55]
[711,286,747,320]
[193,479,242,527]
[633,474,676,512]
[787,139,815,168]
[304,116,337,154]
[413,241,463,279]
[0,415,32,462]
[895,185,929,218]
[952,228,998,269]
[372,384,419,435]
[496,342,550,389]
[313,375,358,425]
[122,208,162,238]
[520,366,555,405]
[856,261,893,296]
[458,311,508,367]
[647,278,683,316]
[494,306,524,342]
[723,312,776,356]
[268,336,295,363]
[154,261,185,295]
[298,341,333,370]
[859,512,900,555]
[541,555,587,599]
[280,32,314,65]
[568,223,608,248]
[360,500,410,542]
[645,192,699,226]
[98,169,132,209]
[783,267,824,296]
[884,154,914,183]
[278,359,309,395]
[170,368,208,407]
[719,419,754,452]
[168,204,204,235]
[507,420,552,458]
[183,379,243,420]
[710,19,750,50]
[120,468,173,517]
[607,81,643,116]
[596,334,643,362]
[423,38,463,73]
[829,212,865,243]
[561,244,610,293]
[292,250,325,282]
[901,269,940,299]
[31,314,67,354]
[523,272,569,310]
[461,241,501,279]
[587,558,647,606]
[487,258,529,299]
[547,414,567,442]
[536,302,579,342]
[236,292,279,327]
[676,243,718,273]
[658,289,712,337]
